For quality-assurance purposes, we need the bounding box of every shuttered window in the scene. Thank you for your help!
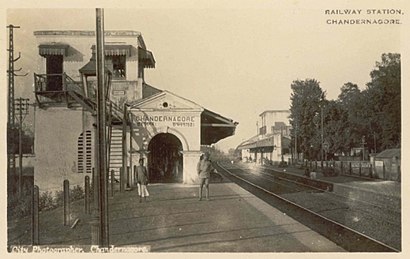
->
[78,130,92,173]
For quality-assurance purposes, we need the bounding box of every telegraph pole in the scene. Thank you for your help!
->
[7,24,28,189]
[96,8,109,247]
[361,136,366,161]
[7,25,19,177]
[7,25,19,128]
[15,98,30,198]
[320,92,325,166]
[321,104,324,164]
[294,122,297,163]
[281,126,284,162]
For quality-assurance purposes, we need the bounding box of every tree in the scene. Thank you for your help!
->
[337,82,367,153]
[7,123,34,155]
[289,79,325,159]
[289,53,400,161]
[338,82,360,105]
[365,53,401,150]
[322,100,347,156]
[333,53,400,155]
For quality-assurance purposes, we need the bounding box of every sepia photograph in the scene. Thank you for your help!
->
[1,0,408,255]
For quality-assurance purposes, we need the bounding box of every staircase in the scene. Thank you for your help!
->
[108,127,123,182]
[34,73,128,182]
[67,76,125,182]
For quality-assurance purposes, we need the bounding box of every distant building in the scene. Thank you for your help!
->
[237,110,291,164]
[371,148,401,181]
[32,30,237,193]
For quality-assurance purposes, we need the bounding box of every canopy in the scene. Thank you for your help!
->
[38,43,69,56]
[91,44,132,56]
[138,47,156,68]
[201,109,238,145]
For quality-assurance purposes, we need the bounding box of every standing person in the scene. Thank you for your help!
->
[136,158,149,203]
[197,152,215,201]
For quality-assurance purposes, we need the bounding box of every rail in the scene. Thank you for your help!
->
[215,162,400,252]
[34,73,84,107]
[34,73,123,124]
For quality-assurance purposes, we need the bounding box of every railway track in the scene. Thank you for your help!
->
[215,162,400,252]
[248,166,401,225]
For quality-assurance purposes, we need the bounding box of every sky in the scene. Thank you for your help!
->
[1,1,410,255]
[1,0,408,152]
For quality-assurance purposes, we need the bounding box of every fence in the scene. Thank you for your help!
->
[302,160,373,178]
[28,165,139,245]
[301,159,400,181]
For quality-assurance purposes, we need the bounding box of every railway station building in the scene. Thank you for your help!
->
[237,110,291,165]
[32,30,237,193]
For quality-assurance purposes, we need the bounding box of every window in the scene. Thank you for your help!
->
[38,44,68,91]
[45,55,64,91]
[106,55,126,79]
[259,126,266,135]
[91,44,130,79]
[77,130,92,173]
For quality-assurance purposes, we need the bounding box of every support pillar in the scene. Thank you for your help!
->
[63,180,70,226]
[32,185,39,245]
[181,151,202,184]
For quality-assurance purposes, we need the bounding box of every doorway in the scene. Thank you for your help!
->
[46,55,63,91]
[147,133,183,183]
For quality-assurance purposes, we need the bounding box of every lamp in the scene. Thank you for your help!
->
[79,49,112,100]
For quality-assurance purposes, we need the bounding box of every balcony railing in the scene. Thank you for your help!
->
[34,73,124,124]
[259,126,267,135]
[34,73,85,107]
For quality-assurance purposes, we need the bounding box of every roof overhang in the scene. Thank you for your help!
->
[138,47,156,68]
[375,148,401,159]
[38,43,69,56]
[201,109,238,145]
[237,134,291,150]
[92,44,132,56]
[126,87,237,145]
[238,142,257,149]
[79,57,112,76]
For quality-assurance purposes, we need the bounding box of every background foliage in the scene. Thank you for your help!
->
[289,53,401,160]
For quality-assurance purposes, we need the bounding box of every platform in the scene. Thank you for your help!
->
[8,181,345,252]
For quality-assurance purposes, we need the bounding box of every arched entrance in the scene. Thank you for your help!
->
[147,133,183,183]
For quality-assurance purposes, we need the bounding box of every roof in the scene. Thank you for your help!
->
[79,52,112,76]
[92,44,132,56]
[237,134,275,150]
[142,83,162,99]
[138,47,156,68]
[34,30,148,48]
[131,83,238,145]
[236,135,259,149]
[237,134,291,150]
[201,109,238,145]
[34,30,142,37]
[129,89,203,110]
[259,110,290,117]
[375,148,401,159]
[38,43,69,56]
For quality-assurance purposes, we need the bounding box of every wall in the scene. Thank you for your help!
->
[129,110,202,184]
[34,107,95,193]
[34,31,143,101]
[241,149,251,162]
[259,110,290,135]
[182,151,202,184]
[111,80,143,104]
